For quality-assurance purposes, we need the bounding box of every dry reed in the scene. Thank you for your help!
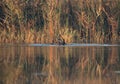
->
[0,0,119,43]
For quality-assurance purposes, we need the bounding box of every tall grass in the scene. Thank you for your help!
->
[0,0,120,43]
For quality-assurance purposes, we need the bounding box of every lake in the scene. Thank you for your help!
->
[0,43,120,84]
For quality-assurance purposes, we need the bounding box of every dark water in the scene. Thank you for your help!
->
[0,44,120,84]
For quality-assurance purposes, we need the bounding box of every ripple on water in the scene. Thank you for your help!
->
[28,43,120,47]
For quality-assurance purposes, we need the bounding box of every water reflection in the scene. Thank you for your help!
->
[0,44,120,84]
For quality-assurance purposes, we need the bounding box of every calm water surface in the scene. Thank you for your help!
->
[0,43,120,84]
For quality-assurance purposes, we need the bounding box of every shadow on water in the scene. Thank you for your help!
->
[0,43,120,84]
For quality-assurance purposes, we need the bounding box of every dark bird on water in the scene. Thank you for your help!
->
[51,35,66,45]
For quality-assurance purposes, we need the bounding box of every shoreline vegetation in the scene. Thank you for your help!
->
[0,0,120,44]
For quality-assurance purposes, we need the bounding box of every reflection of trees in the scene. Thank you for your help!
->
[23,54,48,84]
[0,60,23,84]
[0,46,48,84]
[60,55,80,79]
[103,47,119,74]
[0,45,119,83]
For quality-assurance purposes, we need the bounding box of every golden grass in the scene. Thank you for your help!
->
[0,0,119,43]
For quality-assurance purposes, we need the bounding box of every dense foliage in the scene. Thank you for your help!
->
[0,0,120,43]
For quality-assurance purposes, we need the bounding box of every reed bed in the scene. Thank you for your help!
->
[0,0,120,43]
